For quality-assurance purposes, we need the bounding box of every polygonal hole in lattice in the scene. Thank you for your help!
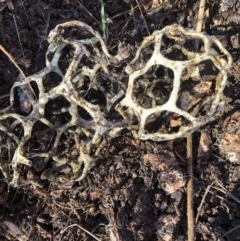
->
[73,75,90,94]
[60,26,93,42]
[198,60,219,81]
[122,106,139,126]
[0,130,18,161]
[44,96,71,127]
[60,26,102,62]
[108,67,128,91]
[13,82,39,116]
[46,50,55,65]
[12,122,24,140]
[177,80,211,114]
[97,70,120,97]
[182,36,205,54]
[80,84,107,111]
[144,111,191,134]
[80,54,99,70]
[72,74,87,96]
[177,59,219,115]
[211,40,228,62]
[56,129,78,160]
[1,117,24,144]
[132,81,152,108]
[58,44,75,74]
[85,39,106,59]
[133,65,174,108]
[42,72,63,93]
[24,120,56,153]
[106,106,124,122]
[31,156,49,172]
[160,35,189,61]
[140,41,155,64]
[77,105,93,121]
[131,41,155,71]
[30,81,40,98]
[0,117,17,128]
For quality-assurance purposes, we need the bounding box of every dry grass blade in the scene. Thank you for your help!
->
[195,0,206,49]
[195,181,216,224]
[196,181,240,238]
[187,1,206,240]
[135,0,150,35]
[213,181,240,205]
[0,221,27,241]
[12,14,25,58]
[222,224,240,238]
[112,5,138,19]
[0,45,36,99]
[75,0,99,24]
[58,224,102,241]
[6,0,25,58]
[187,134,194,241]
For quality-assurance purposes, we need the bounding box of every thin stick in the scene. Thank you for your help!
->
[187,134,195,241]
[7,1,24,57]
[112,5,138,19]
[75,0,100,24]
[196,181,240,238]
[222,224,240,238]
[58,224,102,241]
[0,45,36,99]
[0,93,10,99]
[195,181,216,224]
[195,0,206,49]
[213,181,240,205]
[135,0,150,36]
[12,14,25,58]
[186,1,206,240]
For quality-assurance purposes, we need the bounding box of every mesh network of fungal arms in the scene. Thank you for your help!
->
[0,21,232,186]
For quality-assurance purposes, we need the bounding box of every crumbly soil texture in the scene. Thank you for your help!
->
[1,0,240,240]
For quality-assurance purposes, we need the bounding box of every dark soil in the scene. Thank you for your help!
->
[1,0,240,240]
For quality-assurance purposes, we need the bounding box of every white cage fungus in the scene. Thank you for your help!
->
[0,21,232,186]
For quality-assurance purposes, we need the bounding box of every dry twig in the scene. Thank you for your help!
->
[135,0,150,35]
[58,224,102,241]
[196,181,240,238]
[0,45,36,98]
[195,181,216,224]
[187,1,206,240]
[75,0,99,24]
[12,14,25,58]
[213,181,240,205]
[222,224,240,238]
[187,134,194,241]
[195,0,206,49]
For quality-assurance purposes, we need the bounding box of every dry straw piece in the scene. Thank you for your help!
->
[0,21,232,186]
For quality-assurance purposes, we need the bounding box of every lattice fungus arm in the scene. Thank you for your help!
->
[0,22,232,186]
